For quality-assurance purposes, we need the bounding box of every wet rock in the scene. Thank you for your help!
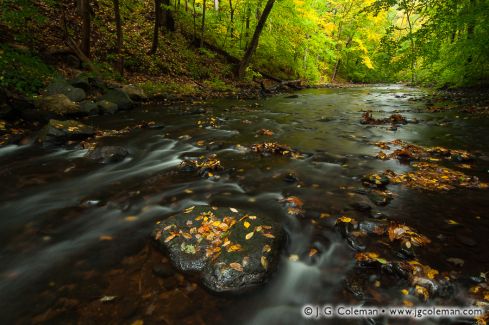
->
[456,233,477,247]
[283,172,299,183]
[152,206,284,293]
[350,201,372,212]
[121,85,147,101]
[85,146,129,163]
[45,79,86,102]
[38,119,95,145]
[36,94,82,116]
[97,100,118,115]
[358,219,388,235]
[99,89,133,111]
[79,100,99,115]
[191,107,207,115]
[367,189,393,206]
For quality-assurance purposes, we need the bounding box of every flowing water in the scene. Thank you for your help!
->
[0,85,488,324]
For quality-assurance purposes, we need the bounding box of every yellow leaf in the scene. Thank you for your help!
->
[245,232,254,240]
[244,221,251,228]
[131,321,144,325]
[261,256,268,269]
[230,207,238,213]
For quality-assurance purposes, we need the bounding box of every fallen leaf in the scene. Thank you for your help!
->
[164,234,177,243]
[309,248,318,257]
[230,207,238,213]
[125,216,138,222]
[229,262,243,272]
[99,235,113,241]
[100,295,117,302]
[245,232,254,240]
[289,254,299,261]
[261,256,268,269]
[244,221,251,228]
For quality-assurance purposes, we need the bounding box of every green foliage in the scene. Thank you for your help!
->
[138,80,197,96]
[0,45,53,95]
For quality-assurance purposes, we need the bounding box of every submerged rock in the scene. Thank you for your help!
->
[85,146,129,163]
[152,206,284,293]
[38,119,95,145]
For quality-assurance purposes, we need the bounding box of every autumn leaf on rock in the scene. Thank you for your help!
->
[261,256,268,270]
[245,232,254,240]
[229,262,243,272]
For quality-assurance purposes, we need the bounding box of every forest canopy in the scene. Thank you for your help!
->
[1,0,488,95]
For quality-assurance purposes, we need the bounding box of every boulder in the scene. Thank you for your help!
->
[79,100,99,115]
[85,146,129,163]
[36,94,82,116]
[38,119,95,145]
[69,75,91,91]
[99,89,133,110]
[152,206,284,293]
[97,100,118,115]
[121,85,147,101]
[46,79,86,102]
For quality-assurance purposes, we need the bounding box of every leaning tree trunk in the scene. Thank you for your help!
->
[113,0,124,76]
[237,0,275,79]
[79,0,91,57]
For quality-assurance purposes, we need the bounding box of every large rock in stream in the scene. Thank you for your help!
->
[38,119,95,145]
[152,206,285,293]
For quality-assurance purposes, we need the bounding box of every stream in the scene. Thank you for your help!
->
[0,85,488,324]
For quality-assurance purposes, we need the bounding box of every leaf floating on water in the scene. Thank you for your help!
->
[245,232,254,240]
[184,189,193,194]
[262,233,275,238]
[229,262,243,272]
[261,256,268,270]
[446,219,459,225]
[401,289,409,295]
[100,295,117,302]
[309,248,318,257]
[99,235,113,241]
[244,221,251,228]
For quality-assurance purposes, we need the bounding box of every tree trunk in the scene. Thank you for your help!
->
[214,0,219,11]
[162,0,176,31]
[192,0,197,42]
[113,0,124,76]
[244,4,251,48]
[80,0,91,57]
[150,0,162,54]
[237,0,275,78]
[200,0,207,47]
[229,0,235,36]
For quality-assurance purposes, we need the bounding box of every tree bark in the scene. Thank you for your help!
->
[150,0,162,54]
[113,0,124,76]
[200,0,207,47]
[162,0,175,31]
[237,0,275,78]
[80,0,91,57]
